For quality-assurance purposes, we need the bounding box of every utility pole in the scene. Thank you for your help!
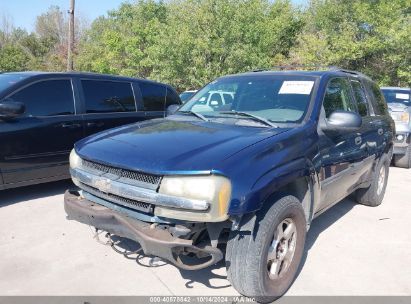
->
[67,0,75,71]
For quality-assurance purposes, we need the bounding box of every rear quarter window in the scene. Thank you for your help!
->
[166,87,181,107]
[140,82,166,111]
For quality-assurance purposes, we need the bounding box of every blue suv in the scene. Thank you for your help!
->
[64,68,394,302]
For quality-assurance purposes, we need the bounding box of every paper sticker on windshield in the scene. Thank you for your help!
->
[279,81,314,95]
[396,93,410,100]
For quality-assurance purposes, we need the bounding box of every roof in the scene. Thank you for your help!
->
[1,71,169,86]
[380,87,411,91]
[221,69,372,80]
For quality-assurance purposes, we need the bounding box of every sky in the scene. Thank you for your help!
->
[1,0,307,32]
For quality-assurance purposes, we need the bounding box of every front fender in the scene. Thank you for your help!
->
[223,123,319,215]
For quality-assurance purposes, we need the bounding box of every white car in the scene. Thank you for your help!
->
[179,90,197,103]
[191,90,235,111]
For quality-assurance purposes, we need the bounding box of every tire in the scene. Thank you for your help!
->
[226,195,306,303]
[393,145,411,169]
[355,154,390,207]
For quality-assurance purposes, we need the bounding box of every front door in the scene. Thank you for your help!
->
[316,77,366,212]
[0,78,84,185]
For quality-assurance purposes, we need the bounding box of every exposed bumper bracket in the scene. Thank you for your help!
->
[64,190,223,270]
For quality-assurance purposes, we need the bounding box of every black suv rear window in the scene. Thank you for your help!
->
[140,82,166,111]
[82,80,136,113]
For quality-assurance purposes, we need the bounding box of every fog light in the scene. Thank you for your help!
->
[397,134,404,141]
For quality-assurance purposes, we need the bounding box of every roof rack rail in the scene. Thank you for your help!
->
[250,65,336,72]
[249,65,360,74]
[330,68,360,75]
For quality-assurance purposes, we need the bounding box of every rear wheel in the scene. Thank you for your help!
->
[393,145,411,168]
[226,195,306,303]
[356,154,389,206]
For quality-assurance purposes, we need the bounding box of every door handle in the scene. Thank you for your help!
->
[378,128,384,136]
[87,122,105,127]
[61,122,81,129]
[355,136,362,145]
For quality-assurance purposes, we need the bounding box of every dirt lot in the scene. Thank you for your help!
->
[0,167,410,296]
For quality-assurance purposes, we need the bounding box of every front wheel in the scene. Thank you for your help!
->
[226,195,306,303]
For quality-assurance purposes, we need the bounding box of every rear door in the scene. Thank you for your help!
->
[0,78,84,184]
[363,80,392,157]
[79,78,145,136]
[349,78,377,184]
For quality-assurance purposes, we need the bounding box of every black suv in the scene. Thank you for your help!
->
[0,72,181,190]
[64,68,394,302]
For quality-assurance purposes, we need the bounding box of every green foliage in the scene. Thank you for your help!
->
[152,0,303,90]
[76,1,167,77]
[289,0,411,86]
[0,44,29,71]
[76,0,303,90]
[1,0,410,89]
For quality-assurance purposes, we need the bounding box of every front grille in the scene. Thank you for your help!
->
[81,159,161,187]
[80,182,154,214]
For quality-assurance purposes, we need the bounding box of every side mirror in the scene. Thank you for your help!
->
[166,104,179,116]
[322,110,362,132]
[0,100,25,120]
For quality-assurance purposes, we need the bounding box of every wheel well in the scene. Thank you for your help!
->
[276,177,312,224]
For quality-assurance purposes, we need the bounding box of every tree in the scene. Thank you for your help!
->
[76,1,167,77]
[76,0,303,91]
[289,0,411,86]
[154,0,303,90]
[0,44,29,71]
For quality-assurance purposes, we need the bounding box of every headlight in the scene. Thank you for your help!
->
[156,175,231,222]
[391,112,410,123]
[69,149,82,169]
[401,112,410,123]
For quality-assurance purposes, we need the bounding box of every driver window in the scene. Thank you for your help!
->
[323,78,356,118]
[9,79,75,117]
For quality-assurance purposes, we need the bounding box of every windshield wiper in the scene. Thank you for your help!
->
[178,110,209,122]
[219,111,278,127]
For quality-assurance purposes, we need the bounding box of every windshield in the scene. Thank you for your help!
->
[178,75,316,124]
[382,89,410,106]
[0,74,28,93]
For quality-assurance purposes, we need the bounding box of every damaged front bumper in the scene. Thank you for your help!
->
[64,190,224,270]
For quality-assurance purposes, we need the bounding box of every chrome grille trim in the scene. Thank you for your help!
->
[71,168,209,211]
[81,159,161,189]
[79,182,154,214]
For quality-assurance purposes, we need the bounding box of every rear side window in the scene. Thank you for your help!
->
[365,81,388,115]
[323,78,356,117]
[9,79,74,117]
[166,88,181,107]
[82,80,136,113]
[140,82,166,111]
[351,80,369,117]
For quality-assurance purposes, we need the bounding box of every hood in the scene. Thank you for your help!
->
[75,118,288,174]
[388,103,409,112]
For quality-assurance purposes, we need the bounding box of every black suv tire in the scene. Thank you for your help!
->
[393,145,411,169]
[355,154,390,206]
[226,195,306,303]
